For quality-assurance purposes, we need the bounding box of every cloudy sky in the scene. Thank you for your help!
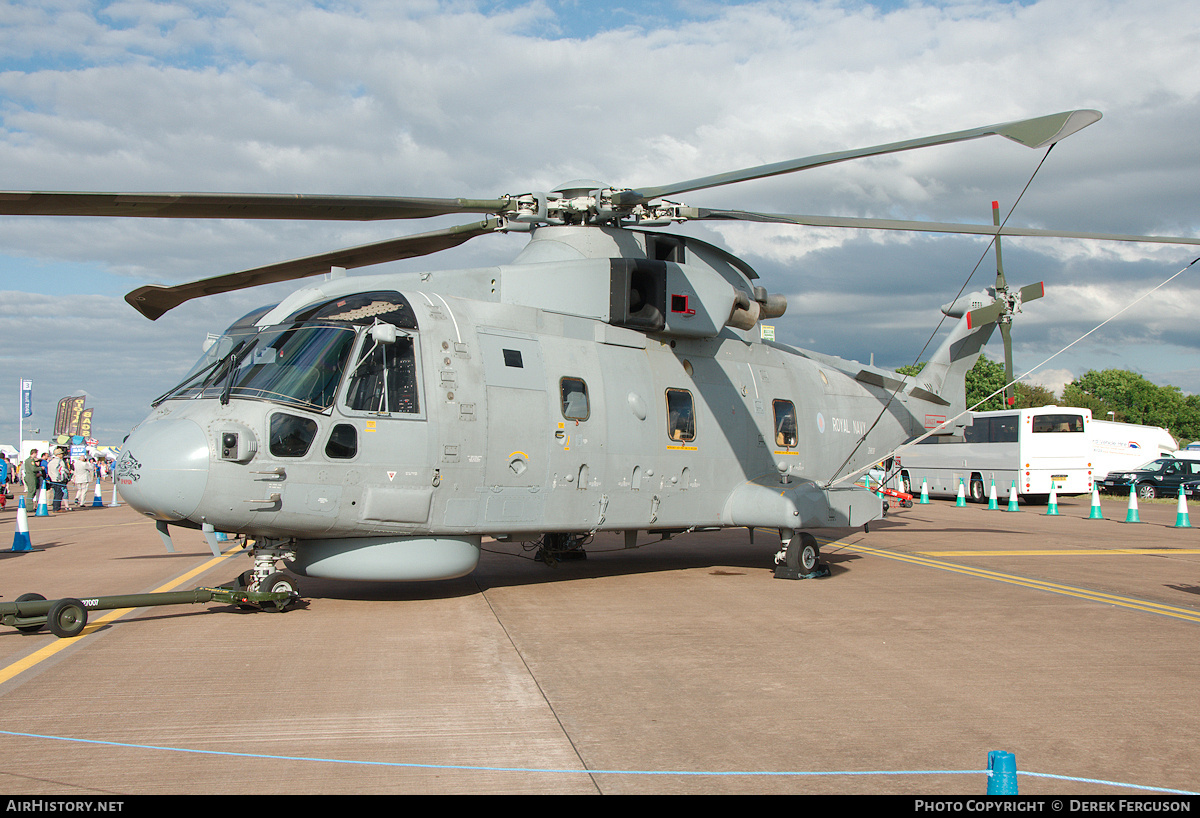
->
[2,0,1198,446]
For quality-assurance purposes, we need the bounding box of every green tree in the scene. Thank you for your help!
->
[1063,369,1198,445]
[965,354,1008,412]
[1016,382,1058,409]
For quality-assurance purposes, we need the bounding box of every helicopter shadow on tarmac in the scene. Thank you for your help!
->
[283,526,871,603]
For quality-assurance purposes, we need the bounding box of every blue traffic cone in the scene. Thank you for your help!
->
[34,481,49,517]
[1046,487,1059,516]
[10,496,32,552]
[919,478,930,504]
[91,481,104,507]
[987,750,1018,795]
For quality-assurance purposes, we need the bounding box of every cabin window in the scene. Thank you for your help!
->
[773,400,798,448]
[270,413,318,458]
[666,388,696,442]
[325,423,358,459]
[560,377,590,421]
[1032,414,1085,433]
[344,335,420,414]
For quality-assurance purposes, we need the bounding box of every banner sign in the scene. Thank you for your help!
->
[54,395,93,437]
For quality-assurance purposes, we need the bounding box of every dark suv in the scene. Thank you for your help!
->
[1100,457,1200,499]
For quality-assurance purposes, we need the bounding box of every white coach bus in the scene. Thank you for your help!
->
[898,406,1094,504]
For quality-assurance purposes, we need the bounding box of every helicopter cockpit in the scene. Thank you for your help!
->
[154,290,421,417]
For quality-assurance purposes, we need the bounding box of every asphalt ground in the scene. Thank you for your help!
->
[0,485,1198,796]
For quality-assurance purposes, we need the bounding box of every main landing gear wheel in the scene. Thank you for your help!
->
[47,598,88,638]
[774,532,829,580]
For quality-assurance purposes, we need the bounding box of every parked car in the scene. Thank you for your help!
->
[1100,457,1200,499]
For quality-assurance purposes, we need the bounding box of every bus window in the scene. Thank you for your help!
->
[1032,414,1085,433]
[964,419,987,444]
[991,415,1019,443]
[560,377,589,421]
[666,389,695,442]
[773,400,797,447]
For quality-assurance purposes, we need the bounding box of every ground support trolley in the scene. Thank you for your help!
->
[1,584,301,639]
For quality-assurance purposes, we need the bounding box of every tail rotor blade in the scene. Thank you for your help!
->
[1019,281,1045,304]
[999,320,1016,406]
[966,300,1004,330]
[992,200,1007,291]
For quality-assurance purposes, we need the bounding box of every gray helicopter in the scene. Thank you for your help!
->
[5,109,1198,594]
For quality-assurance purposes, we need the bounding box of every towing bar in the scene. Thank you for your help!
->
[1,585,299,638]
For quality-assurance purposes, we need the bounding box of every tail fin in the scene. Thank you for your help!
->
[907,295,998,429]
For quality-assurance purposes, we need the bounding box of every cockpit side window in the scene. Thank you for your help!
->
[344,335,421,414]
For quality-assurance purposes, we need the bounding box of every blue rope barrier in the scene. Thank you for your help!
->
[0,729,1194,793]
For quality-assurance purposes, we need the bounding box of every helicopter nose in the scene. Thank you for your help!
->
[115,418,210,521]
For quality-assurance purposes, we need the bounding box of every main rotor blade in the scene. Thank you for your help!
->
[685,208,1200,246]
[614,110,1102,207]
[125,218,501,320]
[0,191,511,221]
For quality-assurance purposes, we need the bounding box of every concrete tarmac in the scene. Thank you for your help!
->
[0,488,1198,795]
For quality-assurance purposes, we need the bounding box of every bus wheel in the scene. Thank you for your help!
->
[969,477,985,504]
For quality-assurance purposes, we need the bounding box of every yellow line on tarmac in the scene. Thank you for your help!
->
[0,544,246,687]
[820,539,1200,624]
[921,549,1200,557]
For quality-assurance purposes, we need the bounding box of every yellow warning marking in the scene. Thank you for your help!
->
[921,549,1200,557]
[0,544,246,687]
[819,538,1200,624]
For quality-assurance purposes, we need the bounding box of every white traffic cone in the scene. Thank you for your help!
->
[1124,486,1140,523]
[1176,491,1191,528]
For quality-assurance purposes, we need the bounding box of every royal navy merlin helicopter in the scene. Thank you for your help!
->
[5,109,1198,593]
